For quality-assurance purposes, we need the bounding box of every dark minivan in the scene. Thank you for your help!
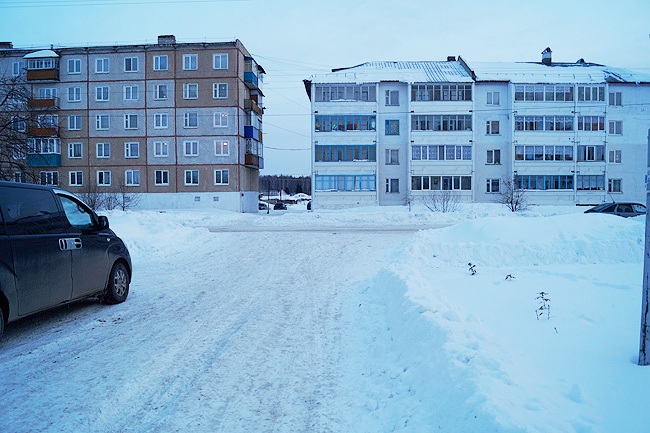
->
[0,181,132,337]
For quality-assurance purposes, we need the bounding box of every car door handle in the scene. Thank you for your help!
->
[59,238,82,251]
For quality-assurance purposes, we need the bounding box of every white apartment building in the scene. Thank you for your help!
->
[304,50,650,208]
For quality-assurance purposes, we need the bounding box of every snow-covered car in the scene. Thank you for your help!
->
[584,202,646,218]
[0,181,132,338]
[258,202,268,211]
[273,202,288,210]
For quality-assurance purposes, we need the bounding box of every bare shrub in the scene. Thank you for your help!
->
[422,190,461,213]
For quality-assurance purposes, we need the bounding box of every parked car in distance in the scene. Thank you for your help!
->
[273,202,288,210]
[584,202,647,218]
[0,181,132,338]
[307,200,312,211]
[258,202,268,211]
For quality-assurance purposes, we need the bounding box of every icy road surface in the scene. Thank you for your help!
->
[0,224,412,433]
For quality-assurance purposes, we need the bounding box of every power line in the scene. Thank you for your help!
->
[0,0,249,8]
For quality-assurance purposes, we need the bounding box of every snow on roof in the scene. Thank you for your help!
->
[23,49,59,59]
[309,61,473,84]
[468,61,650,84]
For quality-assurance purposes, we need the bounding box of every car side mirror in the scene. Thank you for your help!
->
[97,215,110,230]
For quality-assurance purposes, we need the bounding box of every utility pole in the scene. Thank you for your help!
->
[639,129,650,365]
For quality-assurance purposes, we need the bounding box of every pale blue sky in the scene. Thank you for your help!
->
[2,0,648,175]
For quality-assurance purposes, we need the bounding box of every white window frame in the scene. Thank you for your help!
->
[214,140,229,156]
[184,170,199,185]
[487,91,500,105]
[385,90,399,106]
[95,86,109,101]
[68,86,81,102]
[154,84,168,100]
[486,120,500,135]
[154,141,169,157]
[124,142,139,158]
[67,59,81,74]
[68,142,82,159]
[97,170,111,186]
[213,112,228,127]
[155,170,169,186]
[184,140,199,156]
[183,83,198,99]
[153,55,168,71]
[214,169,229,185]
[385,178,399,193]
[183,54,198,70]
[183,112,198,128]
[486,178,500,193]
[213,53,228,70]
[124,85,139,101]
[95,58,109,73]
[68,115,82,131]
[608,149,622,164]
[96,115,110,130]
[608,178,622,193]
[12,61,22,77]
[154,113,169,129]
[40,171,59,186]
[69,171,83,186]
[609,120,623,135]
[213,83,228,99]
[125,169,140,186]
[96,142,110,158]
[385,149,399,165]
[124,57,138,72]
[124,114,138,130]
[609,92,622,106]
[486,149,501,165]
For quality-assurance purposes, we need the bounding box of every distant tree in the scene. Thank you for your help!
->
[498,178,528,212]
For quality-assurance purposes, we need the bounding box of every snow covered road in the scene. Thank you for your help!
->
[0,220,412,433]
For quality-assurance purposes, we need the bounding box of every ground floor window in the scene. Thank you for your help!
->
[315,174,376,192]
[385,178,399,193]
[155,170,169,186]
[411,175,471,191]
[69,171,83,186]
[576,175,604,191]
[40,171,59,186]
[515,174,574,190]
[486,178,500,193]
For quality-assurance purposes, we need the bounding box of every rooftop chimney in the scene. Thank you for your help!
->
[447,56,456,61]
[0,42,14,50]
[157,35,176,45]
[541,47,552,65]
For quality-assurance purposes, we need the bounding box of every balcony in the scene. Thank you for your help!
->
[244,99,263,115]
[27,153,61,167]
[28,126,59,136]
[245,153,264,169]
[26,68,60,81]
[244,125,263,142]
[244,71,259,90]
[28,96,60,109]
[24,51,60,82]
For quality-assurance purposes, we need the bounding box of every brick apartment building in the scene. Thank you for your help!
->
[0,35,264,212]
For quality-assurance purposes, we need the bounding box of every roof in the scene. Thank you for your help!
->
[309,60,474,85]
[467,61,650,84]
[23,49,59,59]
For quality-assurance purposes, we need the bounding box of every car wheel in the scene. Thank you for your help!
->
[101,262,130,305]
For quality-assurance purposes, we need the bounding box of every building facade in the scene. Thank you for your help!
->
[0,35,264,212]
[304,51,650,208]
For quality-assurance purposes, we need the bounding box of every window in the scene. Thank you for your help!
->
[315,144,377,162]
[154,84,168,100]
[68,86,81,102]
[96,115,110,130]
[385,149,399,165]
[213,83,228,99]
[214,169,229,185]
[68,115,82,131]
[124,85,138,101]
[185,170,199,185]
[385,120,399,135]
[487,149,501,164]
[28,137,60,154]
[37,114,58,129]
[514,115,573,131]
[96,142,110,158]
[68,59,81,74]
[314,115,377,132]
[11,116,26,132]
[183,54,198,70]
[411,175,472,191]
[609,92,622,106]
[13,172,26,183]
[214,112,228,127]
[609,150,622,163]
[410,83,472,101]
[183,83,198,99]
[386,178,399,193]
[577,85,605,102]
[68,142,82,159]
[124,57,138,72]
[385,90,399,106]
[95,58,109,73]
[486,121,499,135]
[183,112,198,128]
[125,169,140,186]
[609,121,623,135]
[514,84,574,102]
[97,170,111,186]
[154,141,169,157]
[40,171,59,186]
[184,140,199,156]
[124,114,138,130]
[124,142,139,158]
[315,174,376,191]
[69,171,83,186]
[315,84,377,102]
[410,114,472,131]
[12,61,22,76]
[577,116,605,131]
[411,145,472,161]
[154,113,168,129]
[153,55,168,71]
[213,53,228,70]
[516,175,575,190]
[487,91,500,105]
[95,86,109,101]
[215,140,229,156]
[486,178,500,193]
[155,170,169,186]
[608,178,622,193]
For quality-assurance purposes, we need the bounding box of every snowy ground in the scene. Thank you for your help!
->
[1,202,649,433]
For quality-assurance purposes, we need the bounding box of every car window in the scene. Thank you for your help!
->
[632,204,647,214]
[600,204,616,213]
[58,195,95,230]
[617,204,632,213]
[0,186,65,235]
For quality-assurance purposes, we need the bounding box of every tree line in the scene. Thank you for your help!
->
[259,175,311,196]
